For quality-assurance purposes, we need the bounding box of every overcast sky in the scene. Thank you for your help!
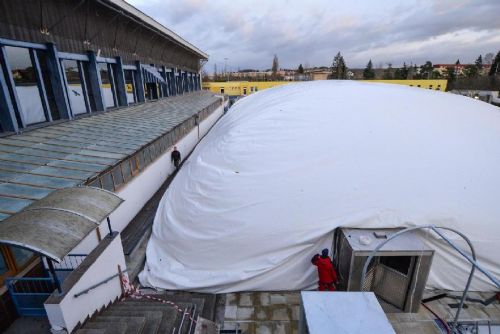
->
[127,0,500,72]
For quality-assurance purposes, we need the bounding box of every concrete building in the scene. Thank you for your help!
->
[203,79,448,98]
[433,64,492,77]
[0,0,226,331]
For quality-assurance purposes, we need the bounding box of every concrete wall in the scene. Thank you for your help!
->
[68,104,225,255]
[45,233,127,333]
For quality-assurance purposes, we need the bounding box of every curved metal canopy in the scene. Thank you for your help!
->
[0,187,123,262]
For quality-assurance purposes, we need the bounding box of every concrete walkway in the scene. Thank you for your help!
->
[220,291,500,334]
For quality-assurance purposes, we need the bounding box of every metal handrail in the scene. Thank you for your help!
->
[359,225,500,334]
[73,269,129,298]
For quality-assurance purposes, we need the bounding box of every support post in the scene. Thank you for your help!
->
[45,43,71,119]
[47,257,62,294]
[171,68,177,96]
[0,54,19,132]
[30,49,52,122]
[107,216,113,235]
[86,51,105,111]
[160,66,168,97]
[134,61,145,103]
[114,57,128,107]
[1,46,26,127]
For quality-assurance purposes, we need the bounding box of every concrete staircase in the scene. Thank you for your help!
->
[76,292,217,334]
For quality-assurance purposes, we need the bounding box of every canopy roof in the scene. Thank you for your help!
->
[0,187,123,262]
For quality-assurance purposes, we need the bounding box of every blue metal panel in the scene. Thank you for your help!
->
[45,43,71,120]
[0,46,26,128]
[122,64,138,70]
[0,196,33,213]
[6,277,56,317]
[77,61,91,114]
[171,70,176,96]
[114,57,128,107]
[86,51,105,112]
[96,56,117,64]
[30,49,52,122]
[0,53,19,132]
[0,183,53,200]
[134,61,145,103]
[58,52,89,62]
[160,66,168,97]
[0,38,47,50]
[107,63,119,107]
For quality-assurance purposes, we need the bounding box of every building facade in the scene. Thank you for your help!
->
[203,79,448,97]
[0,0,205,135]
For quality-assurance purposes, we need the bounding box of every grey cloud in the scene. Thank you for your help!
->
[127,0,500,70]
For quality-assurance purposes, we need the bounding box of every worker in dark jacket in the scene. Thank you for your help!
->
[311,248,339,291]
[171,146,181,169]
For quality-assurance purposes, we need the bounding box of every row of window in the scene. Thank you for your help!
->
[0,40,201,133]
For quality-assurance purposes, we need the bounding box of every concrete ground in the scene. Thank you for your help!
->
[220,291,500,334]
[4,317,50,334]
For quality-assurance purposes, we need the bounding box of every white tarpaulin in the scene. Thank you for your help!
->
[139,81,500,292]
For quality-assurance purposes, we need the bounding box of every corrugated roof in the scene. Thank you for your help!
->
[0,91,221,221]
[0,187,123,262]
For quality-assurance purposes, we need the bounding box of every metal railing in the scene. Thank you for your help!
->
[360,225,500,334]
[52,254,87,271]
[5,277,58,316]
[73,269,129,298]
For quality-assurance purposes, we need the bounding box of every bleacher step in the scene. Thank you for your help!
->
[101,310,162,334]
[89,316,145,334]
[74,330,107,334]
[83,322,128,334]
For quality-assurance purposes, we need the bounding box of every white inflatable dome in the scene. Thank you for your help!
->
[140,81,500,292]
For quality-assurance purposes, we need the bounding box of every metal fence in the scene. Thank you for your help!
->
[5,277,57,316]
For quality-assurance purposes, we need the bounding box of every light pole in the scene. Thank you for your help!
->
[224,58,229,82]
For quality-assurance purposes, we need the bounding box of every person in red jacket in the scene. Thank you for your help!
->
[311,248,339,291]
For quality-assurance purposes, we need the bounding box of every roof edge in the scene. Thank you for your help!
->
[102,0,209,60]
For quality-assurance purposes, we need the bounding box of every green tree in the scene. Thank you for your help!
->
[431,70,442,79]
[394,63,409,79]
[401,62,409,79]
[331,52,347,79]
[420,61,433,79]
[363,59,375,79]
[297,64,304,74]
[412,64,421,79]
[475,55,483,70]
[272,55,279,80]
[446,67,456,82]
[383,63,393,79]
[213,63,218,81]
[463,64,478,78]
[488,51,500,76]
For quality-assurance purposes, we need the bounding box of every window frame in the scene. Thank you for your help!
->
[0,245,37,285]
[1,44,54,128]
[60,58,92,117]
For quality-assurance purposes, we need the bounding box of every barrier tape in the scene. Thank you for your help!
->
[119,273,198,324]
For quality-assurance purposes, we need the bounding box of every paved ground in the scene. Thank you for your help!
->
[220,291,500,334]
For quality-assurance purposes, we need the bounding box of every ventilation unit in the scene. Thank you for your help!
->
[333,228,434,312]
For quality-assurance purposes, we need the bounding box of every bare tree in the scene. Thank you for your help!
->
[484,53,494,65]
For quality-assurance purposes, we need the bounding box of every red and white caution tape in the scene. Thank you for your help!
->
[119,273,197,324]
